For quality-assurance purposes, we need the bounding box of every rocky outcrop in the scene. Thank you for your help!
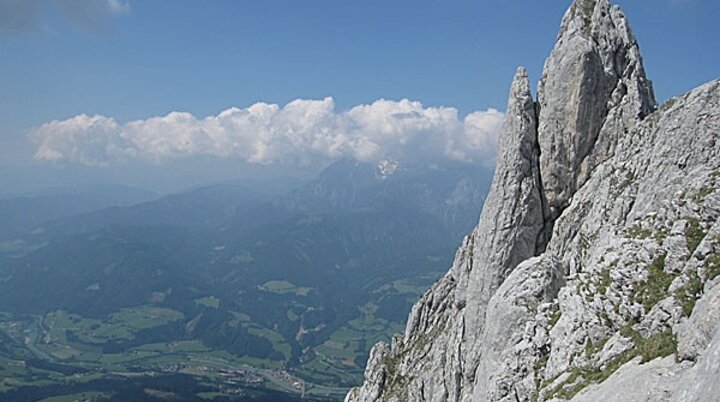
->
[672,325,720,402]
[537,0,656,225]
[346,65,547,402]
[562,355,683,402]
[346,0,720,401]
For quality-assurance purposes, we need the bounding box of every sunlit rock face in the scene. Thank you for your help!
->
[346,0,720,401]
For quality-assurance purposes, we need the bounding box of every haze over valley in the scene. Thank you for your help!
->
[0,1,718,401]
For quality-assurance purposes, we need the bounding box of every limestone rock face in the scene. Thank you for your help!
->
[536,0,656,223]
[470,256,566,401]
[459,66,547,376]
[566,356,683,402]
[345,66,547,402]
[675,281,720,362]
[671,327,720,402]
[345,1,720,401]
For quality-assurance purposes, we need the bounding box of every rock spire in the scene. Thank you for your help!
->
[346,1,719,401]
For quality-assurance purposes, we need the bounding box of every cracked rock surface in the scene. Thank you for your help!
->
[346,0,720,401]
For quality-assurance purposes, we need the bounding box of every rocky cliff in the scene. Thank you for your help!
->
[345,0,720,401]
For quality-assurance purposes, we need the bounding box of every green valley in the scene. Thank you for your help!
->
[0,160,488,400]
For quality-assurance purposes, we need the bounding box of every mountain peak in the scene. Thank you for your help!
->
[560,0,606,35]
[537,0,656,221]
[509,67,531,99]
[347,1,720,401]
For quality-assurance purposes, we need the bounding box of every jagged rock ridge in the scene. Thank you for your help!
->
[346,0,720,401]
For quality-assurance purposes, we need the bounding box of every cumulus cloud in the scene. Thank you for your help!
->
[31,98,504,167]
[0,0,129,35]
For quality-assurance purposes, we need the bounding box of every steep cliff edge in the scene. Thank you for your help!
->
[346,0,720,401]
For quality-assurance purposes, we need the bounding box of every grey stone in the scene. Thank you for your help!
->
[346,0,720,401]
[536,0,655,223]
[671,329,720,402]
[570,356,682,402]
[676,281,720,362]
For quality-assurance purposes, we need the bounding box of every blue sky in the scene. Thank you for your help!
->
[0,0,718,192]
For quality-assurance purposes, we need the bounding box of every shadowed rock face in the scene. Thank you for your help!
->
[346,0,720,401]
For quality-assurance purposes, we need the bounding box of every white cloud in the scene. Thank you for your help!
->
[31,98,504,167]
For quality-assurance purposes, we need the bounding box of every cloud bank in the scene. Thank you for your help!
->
[31,98,504,167]
[0,0,129,35]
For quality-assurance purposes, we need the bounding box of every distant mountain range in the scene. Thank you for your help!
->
[0,184,157,239]
[0,158,493,399]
